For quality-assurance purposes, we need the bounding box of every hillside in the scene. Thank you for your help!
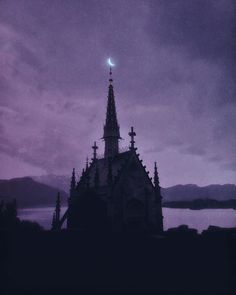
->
[1,176,236,208]
[33,175,236,201]
[161,184,236,201]
[0,177,68,208]
[32,174,70,193]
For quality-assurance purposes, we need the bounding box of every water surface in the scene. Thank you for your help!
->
[18,207,236,232]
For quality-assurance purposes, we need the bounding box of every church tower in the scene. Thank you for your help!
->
[55,65,164,234]
[103,68,121,158]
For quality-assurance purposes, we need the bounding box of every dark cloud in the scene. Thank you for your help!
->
[184,145,206,156]
[147,0,236,104]
[0,0,235,186]
[148,0,236,61]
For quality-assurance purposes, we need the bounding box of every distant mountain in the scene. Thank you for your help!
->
[31,176,236,202]
[0,177,68,208]
[161,184,236,201]
[32,174,70,193]
[1,176,236,209]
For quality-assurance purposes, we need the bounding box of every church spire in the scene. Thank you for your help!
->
[86,157,89,170]
[52,192,61,230]
[70,168,76,194]
[103,68,121,159]
[55,192,61,223]
[154,162,160,192]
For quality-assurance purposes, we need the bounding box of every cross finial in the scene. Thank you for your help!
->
[129,126,136,150]
[92,141,98,161]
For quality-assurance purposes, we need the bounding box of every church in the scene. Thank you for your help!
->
[52,68,163,233]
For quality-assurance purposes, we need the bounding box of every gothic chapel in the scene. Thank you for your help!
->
[52,69,163,233]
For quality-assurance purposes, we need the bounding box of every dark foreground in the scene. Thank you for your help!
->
[1,229,236,295]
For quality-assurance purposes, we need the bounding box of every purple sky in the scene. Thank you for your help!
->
[0,0,235,187]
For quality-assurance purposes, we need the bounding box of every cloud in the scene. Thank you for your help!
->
[0,0,235,186]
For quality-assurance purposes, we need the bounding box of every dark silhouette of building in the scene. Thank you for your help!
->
[52,192,61,230]
[53,68,163,233]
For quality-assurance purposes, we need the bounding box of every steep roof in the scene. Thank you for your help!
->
[77,149,155,191]
[80,151,132,188]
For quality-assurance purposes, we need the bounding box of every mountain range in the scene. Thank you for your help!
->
[0,175,235,208]
[161,184,236,202]
[0,177,68,208]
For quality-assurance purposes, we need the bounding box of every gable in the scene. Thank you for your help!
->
[78,151,132,188]
[113,152,155,197]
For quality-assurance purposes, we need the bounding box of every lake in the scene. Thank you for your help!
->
[18,207,236,232]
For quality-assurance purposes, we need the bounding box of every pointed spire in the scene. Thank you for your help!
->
[92,141,98,161]
[80,168,85,181]
[79,168,85,187]
[55,192,61,222]
[52,192,61,230]
[86,157,89,170]
[70,168,76,193]
[154,162,160,190]
[76,171,80,186]
[52,212,56,229]
[84,158,90,188]
[103,68,121,158]
[129,126,136,150]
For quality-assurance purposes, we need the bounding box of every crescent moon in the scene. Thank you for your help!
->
[107,58,115,67]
